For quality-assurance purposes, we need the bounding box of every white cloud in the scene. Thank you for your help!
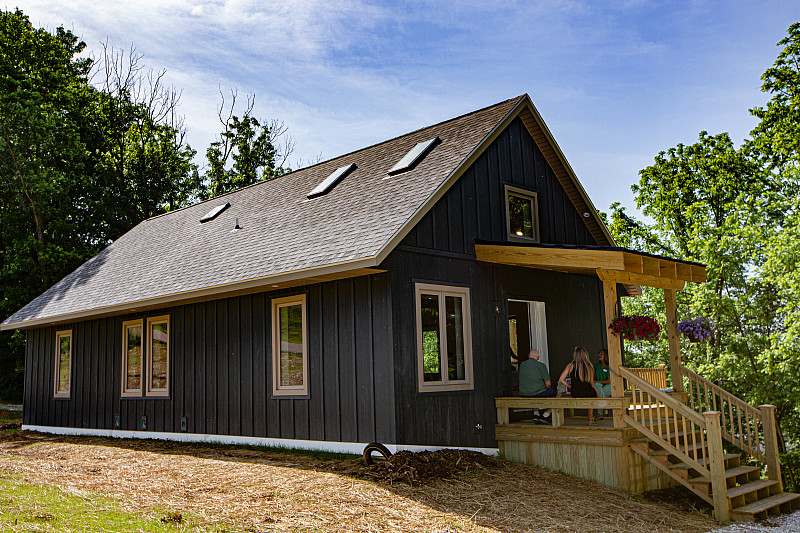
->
[9,0,795,214]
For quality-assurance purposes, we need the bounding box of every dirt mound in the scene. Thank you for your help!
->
[359,448,500,484]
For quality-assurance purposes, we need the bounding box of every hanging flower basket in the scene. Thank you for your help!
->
[609,315,661,342]
[677,317,715,343]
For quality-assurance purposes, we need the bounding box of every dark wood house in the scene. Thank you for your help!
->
[4,95,798,521]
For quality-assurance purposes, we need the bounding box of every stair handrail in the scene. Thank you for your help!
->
[619,366,711,478]
[682,366,766,463]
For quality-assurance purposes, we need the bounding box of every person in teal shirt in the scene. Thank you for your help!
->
[593,348,611,419]
[519,349,556,422]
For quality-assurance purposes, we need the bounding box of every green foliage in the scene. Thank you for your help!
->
[202,92,292,199]
[0,9,201,401]
[610,21,800,490]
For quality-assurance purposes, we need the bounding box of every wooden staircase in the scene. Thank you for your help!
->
[620,366,800,522]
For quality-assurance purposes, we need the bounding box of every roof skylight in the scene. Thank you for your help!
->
[200,202,230,223]
[308,163,357,199]
[388,137,440,175]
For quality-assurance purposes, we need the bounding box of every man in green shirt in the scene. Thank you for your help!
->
[519,349,556,422]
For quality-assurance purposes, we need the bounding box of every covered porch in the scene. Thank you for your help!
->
[480,242,796,522]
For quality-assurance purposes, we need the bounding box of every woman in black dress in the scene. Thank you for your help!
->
[558,346,598,423]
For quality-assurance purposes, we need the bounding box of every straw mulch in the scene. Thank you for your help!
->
[0,431,717,533]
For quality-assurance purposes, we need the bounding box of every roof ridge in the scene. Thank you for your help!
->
[142,94,527,223]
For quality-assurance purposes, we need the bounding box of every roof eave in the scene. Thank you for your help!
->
[0,257,383,331]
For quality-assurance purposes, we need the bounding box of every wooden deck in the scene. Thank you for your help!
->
[496,399,678,493]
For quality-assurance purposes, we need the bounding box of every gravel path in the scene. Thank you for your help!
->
[709,511,800,532]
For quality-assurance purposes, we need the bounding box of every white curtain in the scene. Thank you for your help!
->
[529,301,549,369]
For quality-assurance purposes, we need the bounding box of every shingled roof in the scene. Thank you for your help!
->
[2,94,615,330]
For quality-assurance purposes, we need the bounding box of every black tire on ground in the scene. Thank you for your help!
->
[363,442,392,465]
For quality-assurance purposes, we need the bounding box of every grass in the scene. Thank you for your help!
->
[0,411,22,425]
[0,473,218,532]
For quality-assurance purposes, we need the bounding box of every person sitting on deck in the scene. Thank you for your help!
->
[593,348,611,420]
[518,349,556,424]
[559,346,598,424]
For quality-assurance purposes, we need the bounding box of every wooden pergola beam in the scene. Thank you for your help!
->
[596,269,686,291]
[476,244,624,271]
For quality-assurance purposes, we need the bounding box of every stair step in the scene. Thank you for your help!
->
[727,479,779,499]
[689,465,760,484]
[731,492,800,521]
[669,453,739,470]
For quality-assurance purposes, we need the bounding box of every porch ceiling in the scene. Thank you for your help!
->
[474,242,706,292]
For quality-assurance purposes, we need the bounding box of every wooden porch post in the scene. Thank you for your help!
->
[664,289,684,393]
[603,280,624,429]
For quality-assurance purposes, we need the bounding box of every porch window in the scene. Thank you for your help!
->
[271,294,308,397]
[505,185,539,242]
[146,316,170,397]
[415,283,473,392]
[122,320,143,397]
[54,330,72,398]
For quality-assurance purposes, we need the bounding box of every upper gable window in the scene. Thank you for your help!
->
[505,185,539,242]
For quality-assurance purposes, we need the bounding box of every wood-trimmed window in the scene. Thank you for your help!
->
[271,294,308,397]
[122,319,144,397]
[145,315,170,397]
[54,330,72,399]
[415,283,473,392]
[505,185,539,242]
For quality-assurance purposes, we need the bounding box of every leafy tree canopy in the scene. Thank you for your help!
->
[609,21,800,489]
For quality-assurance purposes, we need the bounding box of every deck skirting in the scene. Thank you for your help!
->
[496,423,677,493]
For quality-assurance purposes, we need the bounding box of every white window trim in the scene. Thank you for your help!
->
[53,330,72,399]
[271,294,309,397]
[504,184,540,243]
[121,319,144,398]
[145,315,170,397]
[415,283,474,393]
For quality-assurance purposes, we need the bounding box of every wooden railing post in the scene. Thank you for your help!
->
[664,289,684,393]
[602,280,625,429]
[704,411,730,522]
[497,405,509,426]
[760,404,783,491]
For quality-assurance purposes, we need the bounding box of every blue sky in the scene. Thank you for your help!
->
[12,0,800,214]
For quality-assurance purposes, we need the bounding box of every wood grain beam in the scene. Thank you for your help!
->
[476,244,625,271]
[596,269,686,291]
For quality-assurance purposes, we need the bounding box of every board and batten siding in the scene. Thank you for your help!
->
[384,116,607,449]
[400,116,596,252]
[23,273,395,444]
[384,250,607,449]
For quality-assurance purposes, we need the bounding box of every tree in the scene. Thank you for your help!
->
[609,22,800,490]
[202,91,293,199]
[0,9,201,401]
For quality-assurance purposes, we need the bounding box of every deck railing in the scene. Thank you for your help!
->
[619,365,729,520]
[495,397,631,428]
[682,366,782,488]
[620,366,714,475]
